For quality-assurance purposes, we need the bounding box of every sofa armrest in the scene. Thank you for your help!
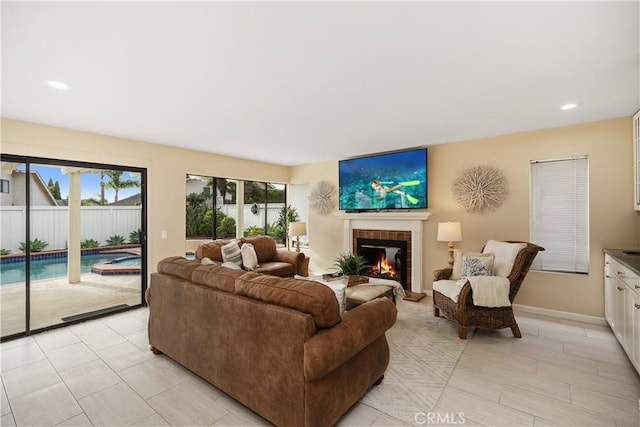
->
[433,267,453,281]
[303,298,397,381]
[275,250,305,275]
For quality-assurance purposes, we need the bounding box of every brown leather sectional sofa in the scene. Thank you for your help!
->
[147,256,397,427]
[195,235,304,277]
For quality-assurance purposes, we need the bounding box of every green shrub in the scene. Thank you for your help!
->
[243,225,265,237]
[272,204,299,244]
[106,235,126,246]
[81,239,101,249]
[0,249,11,255]
[18,238,48,253]
[129,229,142,244]
[216,217,236,238]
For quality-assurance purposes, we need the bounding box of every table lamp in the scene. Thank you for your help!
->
[437,221,462,265]
[288,222,307,252]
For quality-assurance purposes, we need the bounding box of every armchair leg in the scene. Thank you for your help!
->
[433,306,440,317]
[457,325,467,339]
[510,324,522,338]
[373,375,384,386]
[150,346,162,354]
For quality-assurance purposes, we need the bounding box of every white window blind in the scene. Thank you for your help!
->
[530,157,589,274]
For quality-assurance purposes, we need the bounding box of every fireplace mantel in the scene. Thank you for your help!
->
[334,211,431,293]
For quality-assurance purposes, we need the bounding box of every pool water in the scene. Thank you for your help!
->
[0,253,141,285]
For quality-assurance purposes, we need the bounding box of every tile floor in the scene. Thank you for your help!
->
[1,298,639,426]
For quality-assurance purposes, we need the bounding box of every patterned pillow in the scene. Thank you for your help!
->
[240,243,258,271]
[451,249,485,279]
[221,240,242,267]
[461,253,495,278]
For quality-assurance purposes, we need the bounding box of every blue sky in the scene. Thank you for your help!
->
[28,165,140,203]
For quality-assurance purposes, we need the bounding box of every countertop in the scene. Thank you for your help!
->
[604,249,640,275]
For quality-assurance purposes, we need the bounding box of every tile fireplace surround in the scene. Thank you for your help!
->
[334,212,431,293]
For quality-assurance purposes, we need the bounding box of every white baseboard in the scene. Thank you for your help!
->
[513,303,607,326]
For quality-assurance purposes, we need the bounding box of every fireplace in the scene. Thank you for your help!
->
[352,229,412,290]
[335,211,430,294]
[356,238,407,289]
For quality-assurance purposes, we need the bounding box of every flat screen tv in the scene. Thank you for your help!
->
[339,148,428,211]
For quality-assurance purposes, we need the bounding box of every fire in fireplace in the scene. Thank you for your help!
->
[356,238,407,289]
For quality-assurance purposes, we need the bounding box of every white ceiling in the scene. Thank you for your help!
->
[2,1,639,166]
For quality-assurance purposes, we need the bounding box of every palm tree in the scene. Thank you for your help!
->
[104,171,140,203]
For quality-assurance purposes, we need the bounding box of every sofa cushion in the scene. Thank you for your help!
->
[157,256,200,281]
[195,239,232,262]
[253,262,295,277]
[192,264,248,293]
[242,236,277,264]
[235,272,341,329]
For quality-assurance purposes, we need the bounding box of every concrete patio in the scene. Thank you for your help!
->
[1,273,142,338]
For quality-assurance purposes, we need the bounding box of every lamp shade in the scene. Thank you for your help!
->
[437,222,462,242]
[288,221,307,237]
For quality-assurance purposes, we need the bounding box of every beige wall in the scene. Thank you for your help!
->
[291,117,638,318]
[3,116,637,317]
[1,118,289,273]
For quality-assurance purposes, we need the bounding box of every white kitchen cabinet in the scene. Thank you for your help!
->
[604,253,640,374]
[634,110,640,210]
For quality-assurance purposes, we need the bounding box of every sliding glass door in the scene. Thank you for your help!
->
[0,155,147,340]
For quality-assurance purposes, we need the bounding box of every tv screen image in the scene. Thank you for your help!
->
[339,148,428,210]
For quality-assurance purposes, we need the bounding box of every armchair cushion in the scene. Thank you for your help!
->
[482,240,527,277]
[433,280,464,303]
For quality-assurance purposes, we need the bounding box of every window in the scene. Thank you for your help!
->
[0,179,9,193]
[530,157,589,274]
[185,175,287,241]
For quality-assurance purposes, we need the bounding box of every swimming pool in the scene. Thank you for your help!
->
[0,253,141,285]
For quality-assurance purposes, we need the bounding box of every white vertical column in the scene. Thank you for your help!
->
[68,170,81,283]
[236,180,244,238]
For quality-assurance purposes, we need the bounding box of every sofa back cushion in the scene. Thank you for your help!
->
[157,256,200,281]
[241,236,277,264]
[235,272,341,329]
[196,240,231,262]
[192,264,248,293]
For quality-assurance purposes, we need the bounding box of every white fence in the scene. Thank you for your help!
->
[0,206,142,253]
[217,203,286,231]
[0,203,294,253]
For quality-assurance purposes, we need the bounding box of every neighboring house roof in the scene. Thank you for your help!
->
[11,170,58,206]
[110,193,141,206]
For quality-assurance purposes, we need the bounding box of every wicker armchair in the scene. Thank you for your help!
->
[432,241,544,339]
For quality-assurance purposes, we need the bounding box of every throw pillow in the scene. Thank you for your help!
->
[461,253,494,278]
[240,243,259,271]
[221,240,243,267]
[482,240,527,277]
[201,257,215,265]
[451,249,486,279]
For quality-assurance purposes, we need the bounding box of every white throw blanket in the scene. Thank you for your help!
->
[362,277,406,303]
[458,276,511,308]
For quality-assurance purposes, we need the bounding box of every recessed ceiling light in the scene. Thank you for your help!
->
[46,80,70,90]
[560,103,578,110]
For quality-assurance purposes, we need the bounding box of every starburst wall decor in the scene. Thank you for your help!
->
[451,165,509,213]
[309,181,336,216]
